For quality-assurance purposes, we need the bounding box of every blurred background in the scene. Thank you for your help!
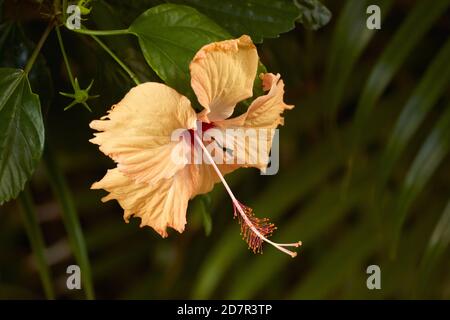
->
[0,0,449,299]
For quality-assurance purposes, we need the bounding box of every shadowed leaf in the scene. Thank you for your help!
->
[0,68,44,204]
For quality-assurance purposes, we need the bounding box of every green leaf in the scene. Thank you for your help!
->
[128,4,230,97]
[390,101,450,256]
[418,200,450,295]
[18,187,55,299]
[352,0,450,148]
[294,0,331,31]
[169,0,301,43]
[43,146,95,299]
[324,0,393,120]
[379,39,450,192]
[0,68,44,204]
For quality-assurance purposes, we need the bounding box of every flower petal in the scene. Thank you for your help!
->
[90,82,197,184]
[189,162,239,197]
[219,73,294,128]
[190,35,258,122]
[202,127,273,170]
[245,73,294,128]
[92,167,193,238]
[214,73,293,169]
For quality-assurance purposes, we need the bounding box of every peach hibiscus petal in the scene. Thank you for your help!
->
[218,73,294,129]
[213,73,293,170]
[189,162,240,197]
[92,167,193,237]
[243,73,294,128]
[190,35,258,122]
[90,82,197,184]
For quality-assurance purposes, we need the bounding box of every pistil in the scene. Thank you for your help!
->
[194,133,301,257]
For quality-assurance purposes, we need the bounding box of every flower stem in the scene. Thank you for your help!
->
[24,21,54,74]
[19,188,55,300]
[90,35,141,85]
[193,133,300,257]
[55,25,76,88]
[69,27,129,36]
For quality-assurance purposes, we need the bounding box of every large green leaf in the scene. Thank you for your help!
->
[169,0,300,43]
[128,4,230,97]
[0,68,44,204]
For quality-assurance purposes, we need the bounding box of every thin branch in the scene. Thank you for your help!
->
[24,21,54,74]
[90,35,141,85]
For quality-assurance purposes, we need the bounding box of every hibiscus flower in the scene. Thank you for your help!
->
[90,35,301,257]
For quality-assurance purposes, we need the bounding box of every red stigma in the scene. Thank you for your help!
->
[189,122,215,145]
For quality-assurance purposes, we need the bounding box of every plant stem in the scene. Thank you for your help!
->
[69,28,129,36]
[90,35,141,85]
[61,0,67,24]
[43,146,95,300]
[55,26,76,88]
[18,188,55,300]
[24,21,54,74]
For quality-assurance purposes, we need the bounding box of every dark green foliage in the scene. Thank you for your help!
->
[170,0,301,43]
